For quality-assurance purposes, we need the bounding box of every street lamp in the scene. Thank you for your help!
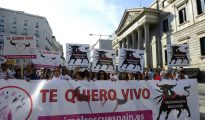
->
[89,34,112,52]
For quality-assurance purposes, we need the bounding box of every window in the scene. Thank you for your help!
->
[24,20,28,26]
[162,0,168,8]
[22,28,28,35]
[35,22,39,28]
[36,40,39,47]
[163,19,169,32]
[0,35,3,44]
[13,18,17,24]
[11,27,17,34]
[178,8,187,24]
[0,25,4,32]
[35,30,39,37]
[116,49,118,56]
[0,15,5,23]
[165,49,167,65]
[200,37,205,56]
[196,0,205,15]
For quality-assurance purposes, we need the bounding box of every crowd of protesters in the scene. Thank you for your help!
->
[0,62,190,81]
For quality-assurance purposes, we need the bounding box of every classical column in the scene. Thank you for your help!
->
[126,36,131,48]
[138,27,142,50]
[122,39,126,48]
[132,31,137,49]
[144,23,152,67]
[118,41,122,48]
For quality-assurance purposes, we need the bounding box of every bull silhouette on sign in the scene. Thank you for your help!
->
[154,83,191,120]
[120,50,143,70]
[169,46,189,64]
[73,86,127,113]
[93,50,115,70]
[10,40,30,53]
[67,45,89,64]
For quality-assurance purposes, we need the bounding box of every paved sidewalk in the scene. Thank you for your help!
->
[198,83,205,120]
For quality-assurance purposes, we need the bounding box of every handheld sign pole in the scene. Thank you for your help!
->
[21,59,24,79]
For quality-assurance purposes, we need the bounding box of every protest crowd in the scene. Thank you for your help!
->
[0,62,189,81]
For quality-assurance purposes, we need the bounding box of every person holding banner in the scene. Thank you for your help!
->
[49,67,62,80]
[119,72,128,80]
[0,63,9,80]
[61,67,72,80]
[135,71,143,80]
[24,63,38,81]
[97,70,108,80]
[128,72,135,80]
[176,69,189,80]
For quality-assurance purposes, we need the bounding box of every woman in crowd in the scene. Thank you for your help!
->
[119,72,128,80]
[177,69,189,80]
[135,71,143,80]
[80,69,90,80]
[97,70,108,80]
[24,63,38,81]
[154,70,161,80]
[0,63,9,80]
[127,72,135,80]
[50,67,62,80]
[61,67,72,80]
[14,65,21,79]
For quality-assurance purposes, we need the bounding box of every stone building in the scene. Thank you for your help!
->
[112,0,205,79]
[0,7,63,54]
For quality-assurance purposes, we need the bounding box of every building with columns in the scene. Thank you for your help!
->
[113,0,205,79]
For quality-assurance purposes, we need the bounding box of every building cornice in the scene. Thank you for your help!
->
[116,8,160,36]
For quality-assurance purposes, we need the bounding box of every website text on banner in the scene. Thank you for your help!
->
[0,79,199,120]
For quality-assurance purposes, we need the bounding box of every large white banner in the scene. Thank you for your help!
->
[0,79,199,120]
[33,50,61,68]
[167,44,190,66]
[3,36,36,59]
[66,43,90,67]
[92,49,116,72]
[118,48,144,72]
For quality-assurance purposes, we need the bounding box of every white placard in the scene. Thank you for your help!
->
[167,44,190,66]
[92,49,116,72]
[66,43,90,66]
[33,50,61,68]
[118,48,144,72]
[3,36,36,59]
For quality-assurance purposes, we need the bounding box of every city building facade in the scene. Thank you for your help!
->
[112,0,205,79]
[0,7,63,57]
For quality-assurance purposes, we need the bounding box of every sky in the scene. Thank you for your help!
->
[0,0,154,53]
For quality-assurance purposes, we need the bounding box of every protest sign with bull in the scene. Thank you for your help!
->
[33,50,61,68]
[118,48,144,72]
[92,49,116,72]
[167,44,190,66]
[66,43,90,67]
[3,36,36,59]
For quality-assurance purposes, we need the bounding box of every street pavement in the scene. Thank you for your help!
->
[199,83,205,120]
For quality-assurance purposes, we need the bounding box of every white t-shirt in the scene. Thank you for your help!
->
[61,75,72,80]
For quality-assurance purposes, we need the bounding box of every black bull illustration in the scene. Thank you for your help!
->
[67,45,89,64]
[73,86,127,113]
[169,46,189,64]
[94,50,115,70]
[154,83,191,120]
[120,50,143,70]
